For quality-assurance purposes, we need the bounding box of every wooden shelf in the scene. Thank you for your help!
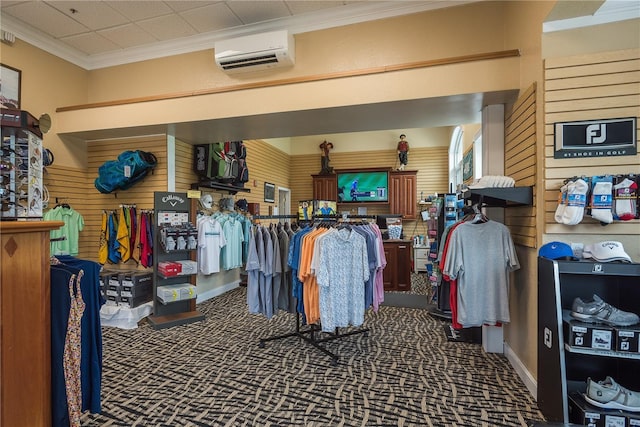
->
[191,180,251,194]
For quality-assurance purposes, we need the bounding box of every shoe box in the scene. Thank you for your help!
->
[563,310,640,354]
[569,391,640,427]
[100,270,153,308]
[615,326,640,353]
[120,271,152,298]
[563,310,616,351]
[119,271,153,308]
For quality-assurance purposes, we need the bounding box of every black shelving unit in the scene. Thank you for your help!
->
[191,180,251,195]
[462,186,533,207]
[148,191,204,330]
[537,258,640,423]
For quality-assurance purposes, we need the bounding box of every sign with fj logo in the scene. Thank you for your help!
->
[554,117,636,158]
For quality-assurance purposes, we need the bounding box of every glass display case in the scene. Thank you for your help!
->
[1,109,43,220]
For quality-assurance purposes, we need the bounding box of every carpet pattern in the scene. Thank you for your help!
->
[81,286,544,426]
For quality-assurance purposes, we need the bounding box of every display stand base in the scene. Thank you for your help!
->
[259,313,368,366]
[428,305,452,321]
[443,324,482,343]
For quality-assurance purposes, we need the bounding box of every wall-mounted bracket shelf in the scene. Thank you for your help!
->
[462,186,533,207]
[191,180,251,195]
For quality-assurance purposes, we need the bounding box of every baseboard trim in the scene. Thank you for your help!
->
[196,280,240,304]
[504,342,538,401]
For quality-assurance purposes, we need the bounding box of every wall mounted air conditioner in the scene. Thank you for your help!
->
[214,30,295,74]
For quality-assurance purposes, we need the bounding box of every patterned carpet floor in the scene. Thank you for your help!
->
[81,284,545,427]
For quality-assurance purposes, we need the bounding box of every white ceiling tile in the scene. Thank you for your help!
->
[60,32,121,55]
[179,3,243,33]
[136,14,197,41]
[105,1,174,22]
[226,1,291,24]
[45,1,129,30]
[165,1,220,13]
[285,1,347,16]
[3,1,88,37]
[97,24,158,49]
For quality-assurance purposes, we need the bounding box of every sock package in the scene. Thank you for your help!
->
[554,183,568,224]
[590,175,613,224]
[613,175,638,221]
[562,178,589,225]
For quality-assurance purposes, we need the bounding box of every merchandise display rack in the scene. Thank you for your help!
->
[254,213,370,366]
[148,191,204,330]
[537,258,640,423]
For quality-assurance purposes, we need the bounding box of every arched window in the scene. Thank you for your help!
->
[449,126,463,192]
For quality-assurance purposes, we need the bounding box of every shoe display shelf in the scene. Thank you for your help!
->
[537,257,640,424]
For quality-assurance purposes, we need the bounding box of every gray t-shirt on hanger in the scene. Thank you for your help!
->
[442,220,520,327]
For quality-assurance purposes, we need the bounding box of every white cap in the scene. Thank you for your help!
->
[583,241,632,263]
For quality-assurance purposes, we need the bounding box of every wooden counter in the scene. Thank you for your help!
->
[1,221,64,427]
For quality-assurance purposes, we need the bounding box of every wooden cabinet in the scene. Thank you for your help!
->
[383,240,412,292]
[389,170,417,219]
[1,220,63,427]
[312,174,337,201]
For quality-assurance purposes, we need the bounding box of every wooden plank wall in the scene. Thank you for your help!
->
[505,83,537,248]
[82,136,169,265]
[45,137,448,261]
[175,139,197,192]
[544,48,640,235]
[43,165,91,255]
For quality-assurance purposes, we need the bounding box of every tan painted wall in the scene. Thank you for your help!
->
[501,1,555,389]
[0,40,89,169]
[83,2,511,103]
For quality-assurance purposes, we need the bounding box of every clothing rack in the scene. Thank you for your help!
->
[257,219,373,366]
[259,312,369,367]
[253,214,298,220]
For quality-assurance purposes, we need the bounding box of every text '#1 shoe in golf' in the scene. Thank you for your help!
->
[570,294,640,327]
[585,377,640,412]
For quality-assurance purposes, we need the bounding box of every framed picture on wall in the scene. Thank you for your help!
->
[0,64,21,109]
[462,147,473,182]
[264,182,275,203]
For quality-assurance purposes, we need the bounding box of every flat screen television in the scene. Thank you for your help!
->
[315,200,337,217]
[336,169,389,203]
[298,200,313,220]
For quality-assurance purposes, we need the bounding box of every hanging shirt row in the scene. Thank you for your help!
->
[247,221,387,333]
[439,210,520,329]
[245,222,296,318]
[50,255,104,427]
[196,210,252,274]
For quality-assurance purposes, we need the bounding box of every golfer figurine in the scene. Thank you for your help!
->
[319,140,334,175]
[397,134,409,170]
